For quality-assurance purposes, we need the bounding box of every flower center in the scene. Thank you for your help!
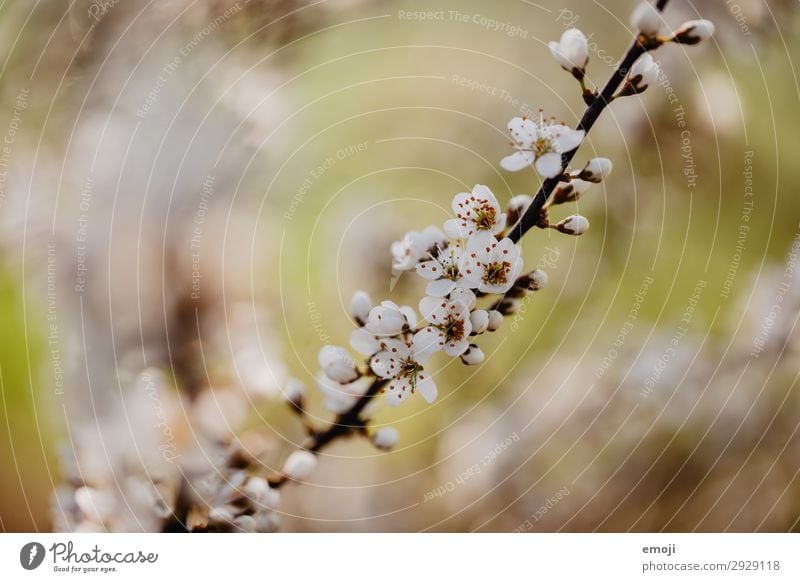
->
[442,316,465,343]
[471,202,497,231]
[483,261,512,286]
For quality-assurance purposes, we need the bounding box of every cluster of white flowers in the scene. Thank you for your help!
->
[275,0,715,483]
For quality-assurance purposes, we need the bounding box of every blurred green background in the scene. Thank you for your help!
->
[1,0,799,532]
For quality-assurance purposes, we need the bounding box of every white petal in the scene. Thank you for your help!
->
[416,259,443,281]
[553,127,585,153]
[413,327,444,359]
[444,339,470,357]
[507,117,537,148]
[444,218,470,239]
[426,278,457,297]
[370,351,400,379]
[500,151,535,172]
[384,378,412,407]
[350,328,380,356]
[535,152,564,178]
[416,372,438,403]
[419,295,443,323]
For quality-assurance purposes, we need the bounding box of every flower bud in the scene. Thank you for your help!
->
[556,215,590,236]
[622,53,660,95]
[525,269,549,291]
[506,194,532,226]
[549,28,589,75]
[580,158,613,183]
[631,2,662,36]
[460,344,485,365]
[487,310,504,332]
[318,345,359,383]
[372,427,399,451]
[672,19,715,45]
[233,515,256,532]
[254,510,281,533]
[283,378,306,408]
[243,476,269,501]
[281,450,318,480]
[552,178,592,205]
[350,290,373,326]
[469,310,490,335]
[208,506,234,524]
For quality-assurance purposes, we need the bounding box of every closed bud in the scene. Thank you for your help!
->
[549,28,589,75]
[233,515,256,532]
[621,53,660,95]
[552,178,592,205]
[496,297,522,315]
[350,290,373,326]
[281,450,318,480]
[580,158,613,183]
[208,506,234,525]
[469,310,490,335]
[487,310,504,332]
[372,427,399,451]
[528,269,548,291]
[318,345,360,384]
[460,344,485,365]
[283,378,306,408]
[556,215,590,235]
[254,510,281,533]
[672,19,715,45]
[506,194,532,226]
[631,2,662,36]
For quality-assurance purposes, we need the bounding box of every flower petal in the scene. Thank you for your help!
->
[426,278,457,297]
[500,151,535,172]
[534,152,564,178]
[416,372,438,403]
[384,377,412,407]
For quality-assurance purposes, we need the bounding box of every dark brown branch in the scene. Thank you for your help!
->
[508,0,669,244]
[277,0,673,485]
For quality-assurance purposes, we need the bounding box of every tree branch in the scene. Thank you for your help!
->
[508,0,670,243]
[277,0,672,479]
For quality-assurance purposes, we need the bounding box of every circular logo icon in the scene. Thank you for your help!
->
[19,542,45,570]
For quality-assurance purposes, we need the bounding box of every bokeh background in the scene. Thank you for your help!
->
[1,0,799,532]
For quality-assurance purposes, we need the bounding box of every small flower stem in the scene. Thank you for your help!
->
[507,0,670,244]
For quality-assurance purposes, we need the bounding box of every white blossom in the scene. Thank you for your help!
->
[416,244,470,297]
[548,28,589,73]
[369,338,437,406]
[282,450,318,480]
[391,226,446,271]
[461,237,524,294]
[318,345,359,383]
[501,115,585,178]
[443,184,506,246]
[631,2,662,36]
[556,215,590,235]
[414,296,473,357]
[372,427,399,451]
[233,515,256,532]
